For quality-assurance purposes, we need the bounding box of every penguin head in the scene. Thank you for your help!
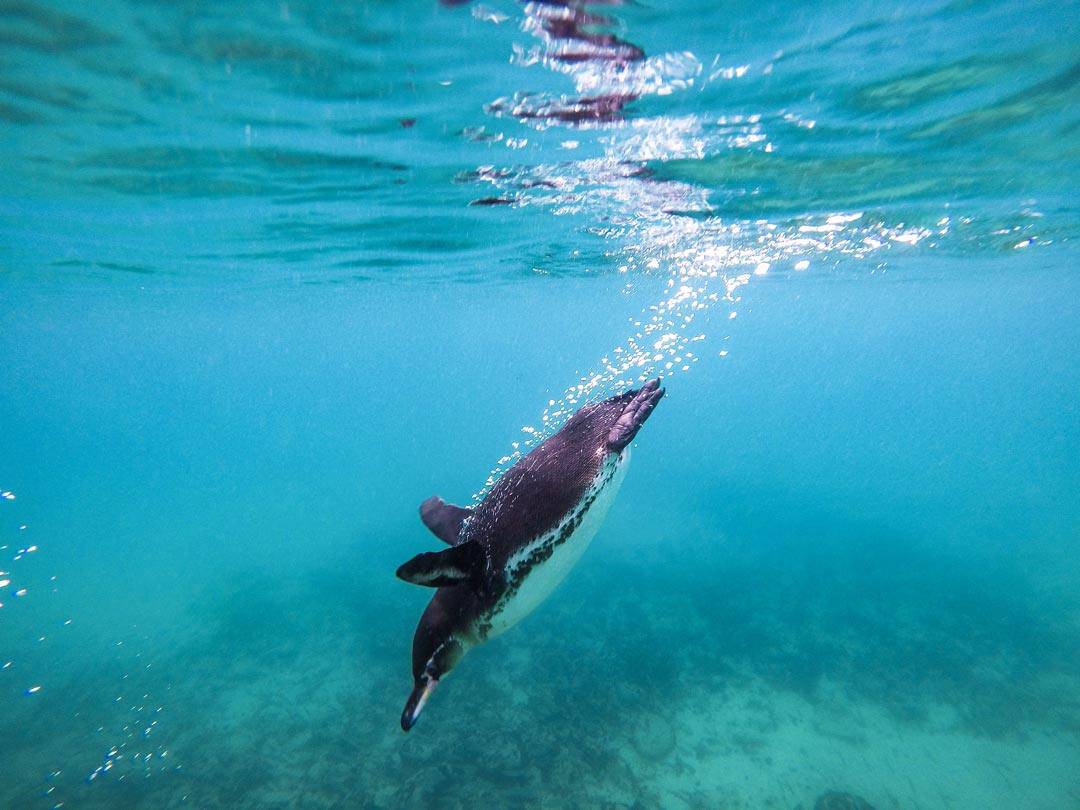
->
[401,673,439,732]
[401,598,466,731]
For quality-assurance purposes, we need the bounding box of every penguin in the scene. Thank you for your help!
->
[397,378,664,730]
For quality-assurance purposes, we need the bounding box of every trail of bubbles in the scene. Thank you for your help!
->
[0,491,176,807]
[466,1,947,499]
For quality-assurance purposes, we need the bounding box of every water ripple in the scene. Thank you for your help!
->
[0,0,1073,286]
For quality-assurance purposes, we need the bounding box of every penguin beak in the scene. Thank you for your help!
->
[400,678,439,732]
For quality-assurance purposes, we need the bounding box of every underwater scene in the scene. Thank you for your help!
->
[1,0,1078,807]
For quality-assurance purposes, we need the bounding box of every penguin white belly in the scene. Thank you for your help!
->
[484,453,629,639]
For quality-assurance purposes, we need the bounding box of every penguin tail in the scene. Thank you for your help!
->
[608,377,665,451]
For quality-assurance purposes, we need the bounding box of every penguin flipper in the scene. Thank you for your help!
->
[419,496,472,546]
[396,541,484,588]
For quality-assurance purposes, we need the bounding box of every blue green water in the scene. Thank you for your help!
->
[2,0,1078,807]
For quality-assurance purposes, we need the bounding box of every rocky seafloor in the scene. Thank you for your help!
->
[6,511,1080,809]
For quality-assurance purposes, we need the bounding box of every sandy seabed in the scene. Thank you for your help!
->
[7,519,1080,809]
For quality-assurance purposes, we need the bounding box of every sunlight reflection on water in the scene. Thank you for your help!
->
[471,2,947,498]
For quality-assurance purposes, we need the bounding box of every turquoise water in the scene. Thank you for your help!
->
[2,0,1079,807]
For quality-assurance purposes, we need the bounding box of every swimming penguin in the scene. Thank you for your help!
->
[396,378,665,730]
